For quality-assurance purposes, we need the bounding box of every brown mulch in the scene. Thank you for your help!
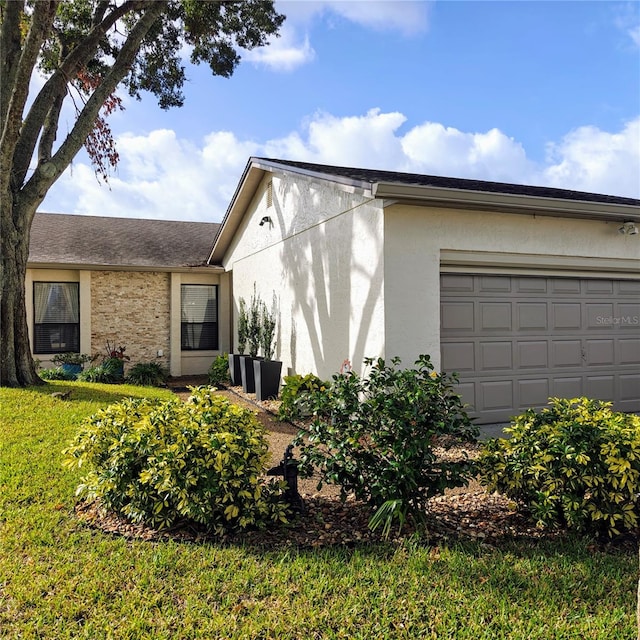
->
[73,380,634,551]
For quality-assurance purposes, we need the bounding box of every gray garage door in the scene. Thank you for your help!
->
[440,274,640,425]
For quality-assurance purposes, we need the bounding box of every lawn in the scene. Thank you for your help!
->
[0,381,636,639]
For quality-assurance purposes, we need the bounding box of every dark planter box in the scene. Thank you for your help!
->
[253,359,283,401]
[228,353,243,386]
[240,355,260,393]
[61,363,82,378]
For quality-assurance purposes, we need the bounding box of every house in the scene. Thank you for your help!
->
[210,158,640,424]
[27,213,230,377]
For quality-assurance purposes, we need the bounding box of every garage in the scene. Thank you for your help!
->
[440,273,640,425]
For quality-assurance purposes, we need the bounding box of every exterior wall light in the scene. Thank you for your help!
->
[259,216,272,227]
[618,221,639,236]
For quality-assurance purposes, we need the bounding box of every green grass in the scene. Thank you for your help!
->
[0,381,636,639]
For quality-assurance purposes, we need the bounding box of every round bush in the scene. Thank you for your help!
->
[64,387,289,534]
[478,397,640,537]
[294,355,478,536]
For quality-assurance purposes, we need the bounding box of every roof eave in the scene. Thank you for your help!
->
[373,183,640,222]
[27,261,223,274]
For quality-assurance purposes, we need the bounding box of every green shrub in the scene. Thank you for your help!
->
[277,373,328,422]
[294,355,478,537]
[126,361,169,387]
[208,354,231,387]
[77,358,123,383]
[478,397,640,537]
[64,387,289,534]
[39,366,75,381]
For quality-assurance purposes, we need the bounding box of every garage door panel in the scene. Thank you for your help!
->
[518,341,548,368]
[455,382,476,412]
[586,339,615,365]
[619,281,640,295]
[441,274,474,292]
[518,378,549,407]
[618,303,640,328]
[586,304,615,329]
[552,340,583,367]
[479,341,512,370]
[516,277,547,293]
[552,376,583,398]
[586,375,615,400]
[552,303,581,329]
[478,380,513,411]
[480,276,511,292]
[441,274,640,424]
[441,302,474,331]
[517,303,548,330]
[551,278,581,294]
[441,341,475,371]
[620,375,640,401]
[619,339,640,364]
[479,302,511,330]
[585,280,614,294]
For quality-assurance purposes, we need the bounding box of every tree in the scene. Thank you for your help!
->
[0,0,284,386]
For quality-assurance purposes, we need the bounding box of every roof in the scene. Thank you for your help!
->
[260,158,640,207]
[29,213,220,270]
[208,157,640,264]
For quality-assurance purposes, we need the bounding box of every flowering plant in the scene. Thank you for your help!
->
[105,340,130,361]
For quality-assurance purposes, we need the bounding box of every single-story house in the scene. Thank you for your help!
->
[29,158,640,423]
[27,213,230,377]
[210,158,640,424]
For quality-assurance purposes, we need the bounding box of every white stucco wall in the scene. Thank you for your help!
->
[224,173,386,380]
[384,205,640,369]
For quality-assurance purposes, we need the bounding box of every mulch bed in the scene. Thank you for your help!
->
[73,379,636,552]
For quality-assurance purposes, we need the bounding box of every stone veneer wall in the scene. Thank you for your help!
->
[91,271,171,371]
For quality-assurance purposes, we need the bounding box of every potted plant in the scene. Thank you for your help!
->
[103,340,130,380]
[51,352,92,378]
[240,286,262,393]
[254,296,282,401]
[228,297,247,386]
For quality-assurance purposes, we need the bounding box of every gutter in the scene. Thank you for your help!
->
[372,183,640,222]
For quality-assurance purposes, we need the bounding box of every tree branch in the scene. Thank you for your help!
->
[0,0,25,127]
[19,1,168,208]
[11,0,142,190]
[1,2,58,192]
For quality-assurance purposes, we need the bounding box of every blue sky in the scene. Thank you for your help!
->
[42,0,640,221]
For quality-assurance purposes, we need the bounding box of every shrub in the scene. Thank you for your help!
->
[247,285,261,358]
[237,297,248,355]
[63,387,289,534]
[76,358,124,384]
[208,354,231,387]
[294,355,478,537]
[39,366,75,381]
[478,397,640,538]
[277,373,328,422]
[126,362,169,387]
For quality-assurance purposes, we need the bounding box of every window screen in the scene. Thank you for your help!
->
[181,284,218,350]
[33,282,80,354]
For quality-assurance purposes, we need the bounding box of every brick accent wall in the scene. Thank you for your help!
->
[91,271,171,371]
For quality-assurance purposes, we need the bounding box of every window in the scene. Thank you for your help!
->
[181,284,218,350]
[33,282,80,354]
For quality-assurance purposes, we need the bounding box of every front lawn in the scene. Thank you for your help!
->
[0,381,636,639]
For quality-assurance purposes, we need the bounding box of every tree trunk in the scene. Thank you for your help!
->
[0,200,42,387]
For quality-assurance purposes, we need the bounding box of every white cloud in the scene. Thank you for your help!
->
[543,117,640,196]
[321,0,431,36]
[244,27,315,72]
[246,1,429,71]
[42,111,640,222]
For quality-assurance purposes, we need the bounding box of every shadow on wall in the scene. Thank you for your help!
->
[275,179,384,378]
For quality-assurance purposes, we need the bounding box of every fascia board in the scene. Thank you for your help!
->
[208,161,266,265]
[27,262,222,274]
[373,183,640,222]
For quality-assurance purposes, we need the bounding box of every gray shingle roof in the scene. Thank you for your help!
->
[29,213,220,269]
[257,158,640,206]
